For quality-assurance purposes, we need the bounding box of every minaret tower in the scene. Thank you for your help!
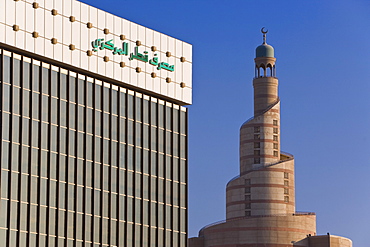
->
[188,29,353,247]
[225,28,295,219]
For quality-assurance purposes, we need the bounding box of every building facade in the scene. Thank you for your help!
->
[188,30,351,247]
[0,0,192,247]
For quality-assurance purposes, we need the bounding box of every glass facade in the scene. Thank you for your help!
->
[0,49,188,247]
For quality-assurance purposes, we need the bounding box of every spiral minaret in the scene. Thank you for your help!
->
[188,29,353,247]
[226,28,295,219]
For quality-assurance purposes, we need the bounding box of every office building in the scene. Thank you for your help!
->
[0,0,192,246]
[188,30,351,247]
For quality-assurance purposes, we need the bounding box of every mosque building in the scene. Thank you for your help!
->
[188,29,352,247]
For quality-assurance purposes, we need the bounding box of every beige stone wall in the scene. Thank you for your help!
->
[293,235,352,247]
[240,102,281,172]
[226,158,295,219]
[194,214,316,247]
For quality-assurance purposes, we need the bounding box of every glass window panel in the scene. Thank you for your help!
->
[86,188,92,214]
[21,117,30,146]
[127,95,134,119]
[103,113,109,138]
[22,61,31,89]
[31,92,40,120]
[68,130,76,157]
[20,202,28,231]
[41,95,49,122]
[135,148,142,172]
[112,89,118,115]
[60,100,67,127]
[30,148,39,176]
[95,110,101,136]
[94,137,101,163]
[69,76,76,103]
[50,180,57,207]
[127,171,133,196]
[103,139,109,164]
[94,163,101,190]
[143,125,149,149]
[86,108,93,134]
[51,97,58,124]
[12,86,20,115]
[166,131,172,155]
[158,154,164,178]
[40,178,47,205]
[119,169,126,195]
[32,64,40,92]
[95,84,102,110]
[58,182,66,209]
[87,81,93,108]
[11,143,20,171]
[180,135,186,159]
[2,55,10,83]
[158,104,164,128]
[0,200,8,227]
[119,143,126,169]
[158,129,164,153]
[112,115,118,141]
[51,70,58,97]
[77,132,85,158]
[150,151,157,175]
[77,106,85,132]
[21,146,29,174]
[173,133,179,157]
[69,103,76,129]
[50,125,58,152]
[42,67,49,95]
[86,134,93,161]
[77,159,83,185]
[68,157,75,184]
[165,106,172,130]
[103,87,110,112]
[60,127,67,154]
[150,101,157,126]
[12,115,20,143]
[136,122,142,147]
[111,166,117,193]
[135,173,142,198]
[2,84,10,112]
[1,171,9,199]
[22,89,30,118]
[126,120,134,145]
[77,79,85,105]
[77,186,83,213]
[1,141,9,169]
[12,58,21,87]
[60,73,67,100]
[94,190,101,216]
[119,91,126,117]
[111,193,117,219]
[173,158,179,182]
[59,155,67,182]
[180,110,187,135]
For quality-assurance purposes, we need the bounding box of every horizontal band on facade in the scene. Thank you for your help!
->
[241,154,278,159]
[241,123,277,128]
[254,93,279,98]
[240,139,277,145]
[226,184,294,191]
[226,199,295,206]
[240,167,294,176]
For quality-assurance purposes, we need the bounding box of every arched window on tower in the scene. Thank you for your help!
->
[267,64,272,77]
[258,64,266,77]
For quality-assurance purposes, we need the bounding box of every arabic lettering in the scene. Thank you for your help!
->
[91,39,175,71]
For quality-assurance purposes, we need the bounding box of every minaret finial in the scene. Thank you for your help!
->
[261,27,268,44]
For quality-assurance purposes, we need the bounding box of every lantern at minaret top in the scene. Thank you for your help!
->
[253,28,278,115]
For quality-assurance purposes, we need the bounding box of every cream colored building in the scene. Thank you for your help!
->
[188,30,352,247]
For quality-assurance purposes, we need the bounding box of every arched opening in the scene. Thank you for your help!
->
[258,64,266,77]
[267,64,272,77]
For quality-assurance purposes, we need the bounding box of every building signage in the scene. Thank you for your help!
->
[92,38,175,72]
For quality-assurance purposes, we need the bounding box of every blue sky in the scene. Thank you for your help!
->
[81,0,370,245]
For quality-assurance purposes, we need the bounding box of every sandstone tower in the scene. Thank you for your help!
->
[188,29,352,247]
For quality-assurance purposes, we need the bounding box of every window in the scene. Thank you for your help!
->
[273,128,278,134]
[273,143,278,149]
[284,180,289,186]
[273,151,278,157]
[254,134,260,140]
[254,158,260,164]
[273,120,278,126]
[245,179,251,185]
[245,187,250,193]
[284,188,289,195]
[245,211,251,216]
[254,142,260,148]
[284,196,289,203]
[284,172,289,179]
[245,203,251,209]
[245,195,251,201]
[273,135,278,141]
[254,126,260,133]
[254,150,260,156]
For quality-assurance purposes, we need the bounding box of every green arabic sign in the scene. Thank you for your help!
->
[92,38,175,72]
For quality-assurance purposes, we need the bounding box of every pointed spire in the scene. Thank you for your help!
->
[261,27,268,44]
